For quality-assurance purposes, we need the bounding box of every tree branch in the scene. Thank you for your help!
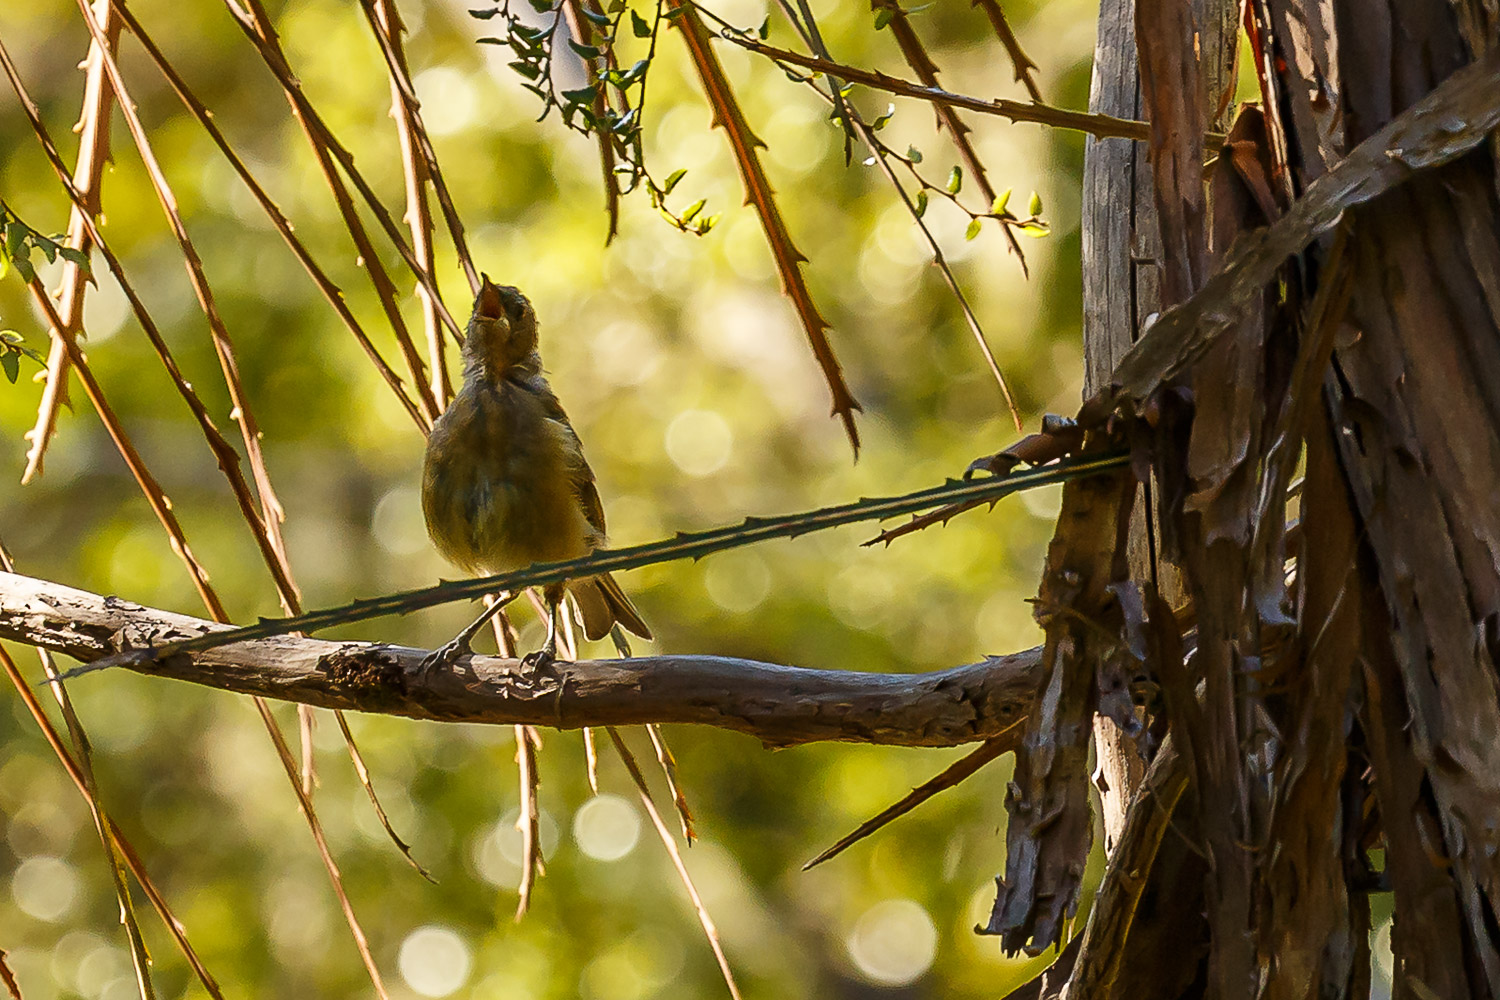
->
[0,571,1040,750]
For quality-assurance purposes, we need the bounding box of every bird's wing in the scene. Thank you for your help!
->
[519,369,609,541]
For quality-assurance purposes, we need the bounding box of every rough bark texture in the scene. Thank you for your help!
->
[0,570,1040,750]
[1003,0,1500,996]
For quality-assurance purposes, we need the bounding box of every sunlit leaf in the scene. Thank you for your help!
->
[965,217,983,240]
[946,166,963,194]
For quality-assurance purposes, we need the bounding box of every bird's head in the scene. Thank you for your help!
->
[463,275,539,374]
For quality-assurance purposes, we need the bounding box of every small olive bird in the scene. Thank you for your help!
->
[420,276,651,669]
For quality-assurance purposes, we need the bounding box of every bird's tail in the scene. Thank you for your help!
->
[571,572,652,642]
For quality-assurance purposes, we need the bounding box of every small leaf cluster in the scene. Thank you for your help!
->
[0,329,45,384]
[470,0,718,236]
[895,152,1051,241]
[0,206,88,285]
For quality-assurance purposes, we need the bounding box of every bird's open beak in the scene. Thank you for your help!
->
[476,274,504,321]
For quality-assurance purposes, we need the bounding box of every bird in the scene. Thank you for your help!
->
[419,275,651,670]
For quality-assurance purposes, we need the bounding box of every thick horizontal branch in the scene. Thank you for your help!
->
[0,571,1040,749]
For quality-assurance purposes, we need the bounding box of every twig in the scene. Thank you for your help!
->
[607,728,743,1000]
[669,0,863,455]
[715,31,1222,148]
[101,0,434,429]
[803,725,1020,869]
[970,0,1043,102]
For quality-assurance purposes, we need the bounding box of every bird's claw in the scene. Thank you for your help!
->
[418,638,472,678]
[520,642,557,673]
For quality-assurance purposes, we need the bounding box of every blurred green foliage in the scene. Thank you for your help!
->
[0,0,1101,996]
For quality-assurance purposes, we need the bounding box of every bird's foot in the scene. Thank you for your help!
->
[418,638,472,678]
[519,639,558,674]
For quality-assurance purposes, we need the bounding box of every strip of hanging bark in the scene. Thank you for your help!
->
[980,437,1135,954]
[1253,397,1362,1000]
[0,569,1042,749]
[804,723,1020,870]
[1056,735,1200,1000]
[669,0,862,454]
[21,1,117,486]
[1357,589,1477,999]
[1328,189,1500,993]
[1106,45,1500,404]
[1133,0,1208,304]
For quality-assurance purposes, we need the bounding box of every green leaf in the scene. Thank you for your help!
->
[663,167,688,193]
[871,103,895,130]
[1028,191,1042,216]
[991,188,1012,215]
[58,246,90,273]
[873,8,893,29]
[606,0,626,11]
[582,6,611,24]
[965,217,982,240]
[945,166,962,194]
[681,198,705,223]
[569,39,601,58]
[631,9,652,36]
[696,213,721,234]
[620,58,650,85]
[509,59,542,78]
[469,6,502,18]
[1,350,18,384]
[906,145,922,164]
[758,15,770,38]
[663,4,689,18]
[914,190,928,218]
[1018,221,1050,238]
[527,0,555,13]
[5,221,26,262]
[561,84,599,104]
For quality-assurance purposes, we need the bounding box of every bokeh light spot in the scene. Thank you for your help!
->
[703,548,772,613]
[573,793,642,861]
[372,485,430,557]
[398,925,473,998]
[665,409,732,477]
[12,855,80,923]
[414,67,479,136]
[846,898,938,986]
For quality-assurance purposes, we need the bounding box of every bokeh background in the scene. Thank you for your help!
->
[0,0,1109,996]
